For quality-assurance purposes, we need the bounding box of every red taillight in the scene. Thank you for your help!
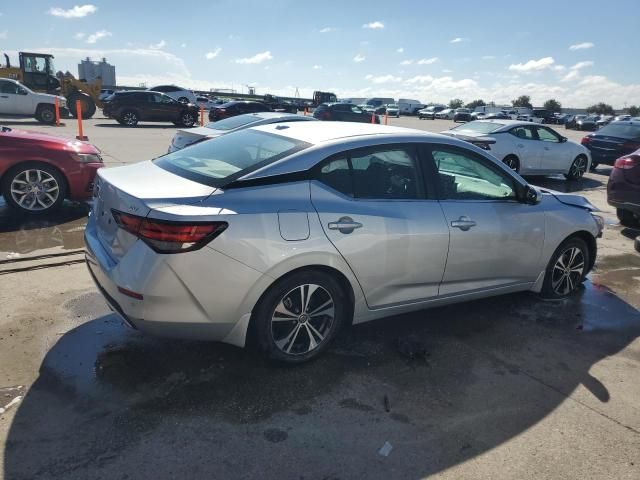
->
[111,210,228,254]
[621,141,640,151]
[581,136,592,145]
[613,156,640,169]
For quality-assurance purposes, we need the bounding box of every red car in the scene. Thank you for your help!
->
[607,148,640,227]
[0,126,103,214]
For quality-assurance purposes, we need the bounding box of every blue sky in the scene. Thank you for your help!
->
[2,0,639,107]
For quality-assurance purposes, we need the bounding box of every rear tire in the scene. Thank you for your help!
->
[68,93,96,119]
[179,112,196,127]
[36,105,56,124]
[120,110,139,126]
[617,208,640,228]
[1,162,67,215]
[541,237,590,299]
[251,270,348,364]
[503,155,520,173]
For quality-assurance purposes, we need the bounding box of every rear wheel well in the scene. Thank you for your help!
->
[246,265,356,346]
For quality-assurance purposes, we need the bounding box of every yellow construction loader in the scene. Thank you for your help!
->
[0,52,102,118]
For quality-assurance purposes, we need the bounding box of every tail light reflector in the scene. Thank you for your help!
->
[581,136,592,145]
[111,210,228,254]
[613,155,640,170]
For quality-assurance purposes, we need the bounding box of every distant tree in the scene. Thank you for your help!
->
[465,99,486,110]
[543,99,562,114]
[512,95,532,109]
[449,98,464,109]
[586,102,615,115]
[627,105,640,117]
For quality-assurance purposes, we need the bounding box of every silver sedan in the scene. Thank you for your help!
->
[86,122,604,363]
[168,112,316,152]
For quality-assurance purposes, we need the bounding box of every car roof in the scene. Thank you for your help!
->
[467,119,541,130]
[251,121,433,145]
[220,100,265,106]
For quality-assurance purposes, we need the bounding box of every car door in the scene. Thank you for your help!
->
[427,144,545,296]
[506,125,544,173]
[0,80,19,114]
[310,144,450,308]
[535,126,572,173]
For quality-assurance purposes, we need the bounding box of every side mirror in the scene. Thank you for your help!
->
[524,185,542,205]
[18,89,28,95]
[560,136,568,143]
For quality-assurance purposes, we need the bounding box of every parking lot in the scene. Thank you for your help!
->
[1,115,639,479]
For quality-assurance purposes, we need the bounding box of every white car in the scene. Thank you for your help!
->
[0,78,67,123]
[435,108,456,120]
[147,85,197,104]
[443,120,592,180]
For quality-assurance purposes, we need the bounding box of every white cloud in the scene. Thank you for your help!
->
[571,61,594,70]
[400,59,413,65]
[417,57,439,65]
[235,51,273,64]
[353,54,366,63]
[149,40,166,50]
[86,30,111,44]
[48,4,97,18]
[508,56,555,72]
[553,65,566,72]
[362,21,384,29]
[450,37,467,43]
[312,65,322,70]
[0,30,7,40]
[397,47,404,53]
[205,48,222,60]
[73,32,85,40]
[319,27,335,33]
[442,69,453,73]
[365,74,402,84]
[569,42,594,51]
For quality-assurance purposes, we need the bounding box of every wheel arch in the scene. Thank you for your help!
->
[568,230,597,274]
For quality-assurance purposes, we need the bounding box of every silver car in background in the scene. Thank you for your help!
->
[86,122,603,363]
[168,112,317,152]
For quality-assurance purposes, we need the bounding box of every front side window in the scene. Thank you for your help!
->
[351,106,363,114]
[155,129,310,187]
[0,81,20,94]
[536,127,561,142]
[316,146,422,200]
[431,147,517,201]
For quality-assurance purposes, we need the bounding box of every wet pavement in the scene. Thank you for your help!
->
[1,117,639,479]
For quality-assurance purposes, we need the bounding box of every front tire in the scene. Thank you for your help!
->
[541,237,590,299]
[179,112,196,127]
[120,110,139,126]
[565,155,588,180]
[617,208,640,228]
[503,155,520,173]
[252,270,348,364]
[1,163,67,214]
[36,105,56,124]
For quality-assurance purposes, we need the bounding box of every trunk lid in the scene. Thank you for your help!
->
[93,161,216,260]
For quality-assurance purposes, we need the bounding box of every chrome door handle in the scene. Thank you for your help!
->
[328,216,362,234]
[451,216,476,231]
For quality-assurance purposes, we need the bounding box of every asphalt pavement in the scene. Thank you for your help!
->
[0,115,639,480]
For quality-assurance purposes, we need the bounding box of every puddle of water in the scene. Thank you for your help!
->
[0,200,89,258]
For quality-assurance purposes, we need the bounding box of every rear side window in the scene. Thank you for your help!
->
[316,146,422,200]
[155,129,310,187]
[510,126,536,140]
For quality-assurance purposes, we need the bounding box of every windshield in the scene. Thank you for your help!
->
[450,121,506,134]
[205,115,264,131]
[155,129,310,187]
[597,123,640,140]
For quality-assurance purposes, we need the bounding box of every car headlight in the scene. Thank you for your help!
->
[591,213,605,233]
[71,153,103,163]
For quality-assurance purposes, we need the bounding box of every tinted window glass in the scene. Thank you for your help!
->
[0,81,20,94]
[536,127,561,142]
[155,130,310,187]
[451,121,506,134]
[510,126,536,140]
[351,106,363,114]
[206,114,261,131]
[431,148,516,201]
[318,157,352,196]
[151,86,167,92]
[596,123,640,140]
[350,148,420,199]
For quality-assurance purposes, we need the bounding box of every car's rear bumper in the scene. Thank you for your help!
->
[607,170,640,212]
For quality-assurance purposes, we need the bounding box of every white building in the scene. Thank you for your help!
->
[78,57,116,87]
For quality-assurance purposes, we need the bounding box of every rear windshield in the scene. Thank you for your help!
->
[155,129,310,187]
[450,121,505,134]
[596,123,640,140]
[205,114,262,131]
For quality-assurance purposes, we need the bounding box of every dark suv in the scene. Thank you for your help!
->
[313,103,380,123]
[102,91,199,127]
[209,101,271,122]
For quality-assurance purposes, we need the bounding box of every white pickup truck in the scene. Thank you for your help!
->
[0,78,68,123]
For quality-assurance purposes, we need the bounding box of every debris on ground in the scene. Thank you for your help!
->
[384,394,391,412]
[395,334,429,361]
[378,441,393,457]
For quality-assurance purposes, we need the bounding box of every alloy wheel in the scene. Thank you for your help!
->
[182,114,195,126]
[123,112,137,125]
[40,109,54,123]
[504,157,518,170]
[570,157,587,179]
[10,169,60,211]
[270,284,335,356]
[551,247,585,296]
